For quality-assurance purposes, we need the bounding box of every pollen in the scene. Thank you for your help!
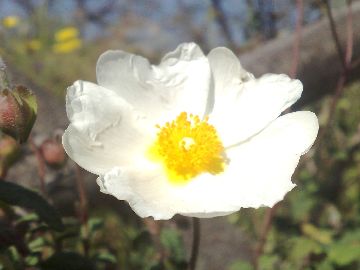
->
[149,112,226,184]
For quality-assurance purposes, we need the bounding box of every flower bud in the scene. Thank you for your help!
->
[0,134,20,178]
[0,86,37,143]
[40,138,67,169]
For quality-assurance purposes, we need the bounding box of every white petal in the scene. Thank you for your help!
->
[215,111,319,208]
[207,47,253,114]
[96,43,211,122]
[207,47,253,97]
[97,111,318,219]
[97,166,179,220]
[210,74,303,146]
[63,80,151,175]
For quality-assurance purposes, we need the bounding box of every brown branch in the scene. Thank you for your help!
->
[323,0,347,70]
[74,164,89,256]
[210,0,237,52]
[28,136,47,197]
[317,0,353,143]
[253,204,279,270]
[352,57,360,69]
[188,217,201,270]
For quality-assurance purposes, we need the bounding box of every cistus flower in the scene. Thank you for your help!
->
[63,43,319,220]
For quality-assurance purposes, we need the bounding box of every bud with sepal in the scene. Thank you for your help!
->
[0,85,37,143]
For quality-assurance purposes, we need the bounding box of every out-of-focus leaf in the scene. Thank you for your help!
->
[328,242,360,266]
[316,260,335,270]
[328,230,360,266]
[0,180,64,231]
[0,135,20,177]
[25,255,39,266]
[160,228,185,262]
[301,223,333,244]
[259,255,279,270]
[88,218,103,237]
[289,237,322,263]
[40,252,95,270]
[228,260,254,270]
[16,213,38,224]
[28,237,47,252]
[93,251,117,264]
[288,190,316,223]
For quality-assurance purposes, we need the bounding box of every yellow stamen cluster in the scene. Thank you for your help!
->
[149,112,225,184]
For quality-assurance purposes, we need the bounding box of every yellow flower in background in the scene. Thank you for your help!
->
[27,39,42,52]
[52,38,82,54]
[54,27,79,42]
[2,16,19,28]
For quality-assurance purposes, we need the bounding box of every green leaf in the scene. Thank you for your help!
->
[328,231,360,266]
[0,180,64,231]
[160,228,185,262]
[288,190,316,223]
[25,255,39,266]
[301,223,333,245]
[316,261,334,270]
[93,251,117,264]
[40,252,95,270]
[289,237,322,263]
[228,260,254,270]
[87,218,103,238]
[259,255,279,270]
[328,242,360,266]
[28,237,47,252]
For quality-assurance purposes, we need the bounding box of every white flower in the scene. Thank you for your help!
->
[63,43,319,220]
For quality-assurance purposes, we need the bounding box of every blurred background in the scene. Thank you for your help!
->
[1,0,360,269]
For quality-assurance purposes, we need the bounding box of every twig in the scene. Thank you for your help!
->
[290,0,304,78]
[351,57,360,69]
[318,0,353,143]
[28,136,47,197]
[253,204,279,270]
[323,0,347,70]
[143,218,166,262]
[188,217,200,270]
[210,0,237,52]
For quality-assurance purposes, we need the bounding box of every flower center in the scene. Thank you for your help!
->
[148,112,226,184]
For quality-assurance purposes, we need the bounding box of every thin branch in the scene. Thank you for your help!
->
[29,136,47,197]
[290,0,304,78]
[253,204,279,270]
[352,57,360,69]
[323,0,347,70]
[318,0,353,143]
[188,217,201,270]
[74,164,89,256]
[210,0,237,52]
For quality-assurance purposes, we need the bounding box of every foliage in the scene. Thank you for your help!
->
[0,183,187,270]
